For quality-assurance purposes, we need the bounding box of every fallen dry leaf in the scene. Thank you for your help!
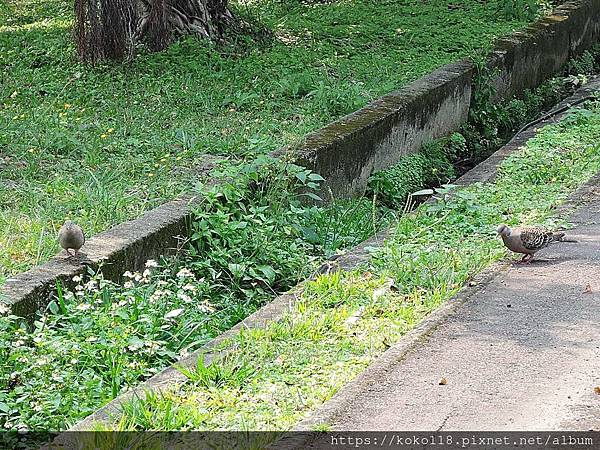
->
[584,283,593,294]
[439,377,448,386]
[594,386,600,395]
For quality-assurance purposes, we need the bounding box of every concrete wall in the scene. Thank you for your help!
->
[275,61,474,199]
[287,0,600,198]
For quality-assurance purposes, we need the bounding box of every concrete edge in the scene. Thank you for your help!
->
[60,76,600,438]
[278,89,600,448]
[285,175,600,447]
[2,0,598,318]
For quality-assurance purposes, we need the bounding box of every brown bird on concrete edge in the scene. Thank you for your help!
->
[58,220,85,257]
[497,224,571,264]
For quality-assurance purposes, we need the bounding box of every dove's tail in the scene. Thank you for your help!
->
[555,233,578,243]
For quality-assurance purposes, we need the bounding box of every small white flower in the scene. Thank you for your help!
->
[177,292,192,303]
[142,269,151,279]
[157,280,168,287]
[118,300,127,307]
[123,271,134,278]
[70,358,79,365]
[75,291,85,297]
[198,300,216,314]
[145,259,158,268]
[176,268,194,279]
[14,339,24,347]
[124,281,134,289]
[134,272,142,282]
[33,336,43,344]
[75,285,84,291]
[76,303,91,311]
[0,303,9,315]
[86,336,98,342]
[182,284,197,292]
[72,275,82,283]
[84,280,98,291]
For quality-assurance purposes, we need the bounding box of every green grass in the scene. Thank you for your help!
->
[0,156,393,434]
[104,101,600,434]
[0,0,540,283]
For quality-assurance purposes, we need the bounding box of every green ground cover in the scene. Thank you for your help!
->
[0,157,394,433]
[101,100,600,434]
[0,0,540,283]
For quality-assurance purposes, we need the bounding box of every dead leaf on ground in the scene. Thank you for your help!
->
[594,386,600,395]
[439,377,448,386]
[584,283,593,294]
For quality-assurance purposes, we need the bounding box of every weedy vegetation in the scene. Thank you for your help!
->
[98,101,600,435]
[1,0,545,284]
[0,0,596,443]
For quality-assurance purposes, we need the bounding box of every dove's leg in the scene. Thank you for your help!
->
[516,254,533,264]
[65,249,74,257]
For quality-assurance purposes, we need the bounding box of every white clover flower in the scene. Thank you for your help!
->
[75,285,84,291]
[176,268,194,279]
[142,269,151,279]
[75,291,85,297]
[145,259,158,268]
[84,280,98,291]
[182,284,197,292]
[177,292,192,303]
[178,349,190,359]
[72,275,82,283]
[124,281,134,289]
[70,358,78,365]
[134,272,142,282]
[14,339,25,347]
[76,303,91,311]
[33,404,43,412]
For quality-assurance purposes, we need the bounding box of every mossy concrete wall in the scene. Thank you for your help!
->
[275,61,474,199]
[1,0,599,318]
[0,197,195,318]
[287,0,600,198]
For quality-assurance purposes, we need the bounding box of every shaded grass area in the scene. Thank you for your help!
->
[0,0,535,283]
[103,102,600,433]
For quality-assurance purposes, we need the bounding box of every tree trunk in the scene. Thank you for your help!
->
[75,0,237,63]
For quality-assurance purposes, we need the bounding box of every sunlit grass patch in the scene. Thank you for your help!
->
[107,102,600,434]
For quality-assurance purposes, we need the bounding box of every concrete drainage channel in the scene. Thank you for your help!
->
[55,76,600,445]
[1,0,599,319]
